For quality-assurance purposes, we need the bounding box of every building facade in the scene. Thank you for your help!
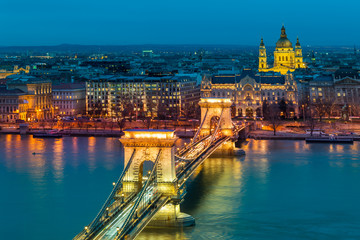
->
[259,26,306,75]
[86,75,200,118]
[309,67,360,116]
[0,65,30,79]
[53,83,86,116]
[6,75,53,121]
[201,69,299,118]
[0,86,28,122]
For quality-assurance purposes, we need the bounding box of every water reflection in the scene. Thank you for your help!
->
[139,157,246,240]
[88,137,97,171]
[53,138,64,183]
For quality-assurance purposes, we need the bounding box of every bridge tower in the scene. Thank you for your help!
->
[119,129,195,227]
[198,98,235,155]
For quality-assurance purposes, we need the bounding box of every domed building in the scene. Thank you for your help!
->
[259,26,306,75]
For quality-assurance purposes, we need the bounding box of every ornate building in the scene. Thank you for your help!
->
[6,75,53,121]
[201,70,299,118]
[259,26,306,75]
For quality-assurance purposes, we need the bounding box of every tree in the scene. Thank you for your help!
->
[312,97,326,122]
[262,100,269,120]
[279,98,287,119]
[77,119,85,131]
[102,120,107,131]
[268,103,282,136]
[145,96,157,119]
[157,100,168,120]
[349,100,360,117]
[323,98,336,119]
[306,107,317,137]
[117,118,126,132]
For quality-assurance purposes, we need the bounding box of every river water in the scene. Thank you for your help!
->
[1,135,360,240]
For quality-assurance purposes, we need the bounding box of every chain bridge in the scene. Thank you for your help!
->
[74,98,248,240]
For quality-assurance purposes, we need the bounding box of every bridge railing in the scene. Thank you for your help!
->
[74,149,137,240]
[115,149,162,240]
[177,136,230,182]
[192,108,208,143]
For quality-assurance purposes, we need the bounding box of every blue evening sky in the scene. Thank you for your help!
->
[1,0,359,46]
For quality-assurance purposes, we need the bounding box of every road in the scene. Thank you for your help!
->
[92,185,157,240]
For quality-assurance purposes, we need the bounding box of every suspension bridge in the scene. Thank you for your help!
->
[74,98,249,240]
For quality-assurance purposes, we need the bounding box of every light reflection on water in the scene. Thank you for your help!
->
[1,136,360,239]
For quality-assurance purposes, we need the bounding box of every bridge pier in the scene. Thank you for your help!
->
[148,203,195,227]
[211,140,236,156]
[198,98,238,156]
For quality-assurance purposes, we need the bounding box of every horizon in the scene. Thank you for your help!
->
[0,43,357,49]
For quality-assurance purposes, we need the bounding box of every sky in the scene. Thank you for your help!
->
[1,0,360,46]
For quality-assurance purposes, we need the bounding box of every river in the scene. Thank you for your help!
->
[1,135,359,239]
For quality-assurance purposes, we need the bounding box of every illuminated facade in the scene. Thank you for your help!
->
[6,75,53,121]
[0,86,28,122]
[53,83,86,116]
[259,26,306,75]
[201,70,299,117]
[86,75,200,118]
[0,65,30,79]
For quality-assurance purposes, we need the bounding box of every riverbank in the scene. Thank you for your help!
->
[249,130,360,141]
[0,128,196,138]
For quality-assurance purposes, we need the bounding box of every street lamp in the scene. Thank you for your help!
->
[302,104,305,122]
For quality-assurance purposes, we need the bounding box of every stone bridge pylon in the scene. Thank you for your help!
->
[198,98,235,155]
[119,129,195,227]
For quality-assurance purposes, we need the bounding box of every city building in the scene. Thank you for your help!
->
[6,75,53,120]
[201,69,299,117]
[259,26,306,75]
[0,86,28,122]
[0,65,30,79]
[86,75,200,118]
[53,83,86,116]
[309,67,360,116]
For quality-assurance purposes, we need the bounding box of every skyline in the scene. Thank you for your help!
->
[1,0,360,46]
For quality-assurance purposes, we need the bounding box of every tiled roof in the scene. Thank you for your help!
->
[53,83,85,90]
[211,75,236,84]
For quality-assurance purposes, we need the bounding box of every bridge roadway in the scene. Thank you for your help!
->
[77,124,246,240]
[92,185,157,240]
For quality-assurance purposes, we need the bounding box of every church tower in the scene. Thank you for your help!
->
[295,37,305,69]
[258,25,307,74]
[258,38,267,70]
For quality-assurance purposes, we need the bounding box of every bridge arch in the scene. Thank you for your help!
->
[119,130,177,194]
[198,98,234,137]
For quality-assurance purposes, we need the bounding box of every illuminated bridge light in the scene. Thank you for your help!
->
[123,129,175,139]
[200,98,232,103]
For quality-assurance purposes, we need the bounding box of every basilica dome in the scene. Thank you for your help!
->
[276,26,293,48]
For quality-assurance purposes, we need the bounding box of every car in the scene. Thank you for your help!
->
[305,129,325,135]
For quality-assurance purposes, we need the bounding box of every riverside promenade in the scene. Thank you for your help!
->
[249,130,360,141]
